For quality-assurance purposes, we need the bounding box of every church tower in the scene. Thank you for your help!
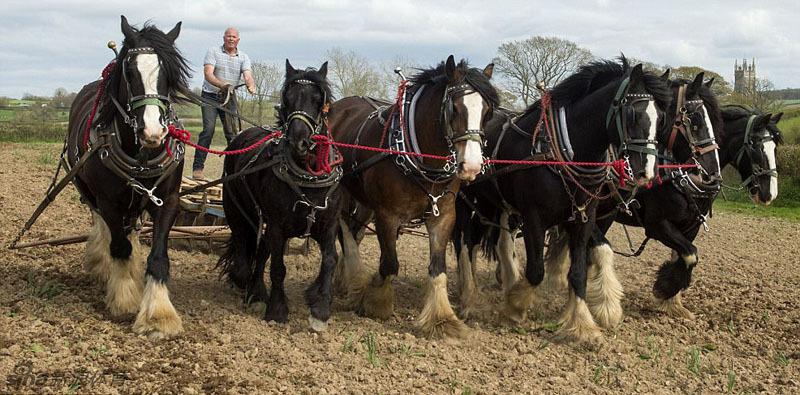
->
[734,58,756,93]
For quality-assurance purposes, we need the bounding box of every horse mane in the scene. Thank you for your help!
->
[97,22,192,126]
[721,104,784,144]
[282,66,333,102]
[409,59,499,108]
[548,55,671,110]
[672,78,725,142]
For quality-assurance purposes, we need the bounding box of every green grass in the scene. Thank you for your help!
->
[687,347,702,375]
[715,200,800,222]
[25,271,64,300]
[779,116,800,144]
[0,109,14,121]
[360,332,383,368]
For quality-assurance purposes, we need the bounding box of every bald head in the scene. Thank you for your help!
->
[222,27,240,54]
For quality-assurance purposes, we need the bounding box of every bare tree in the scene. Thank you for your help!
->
[730,77,782,113]
[379,56,420,100]
[325,47,383,99]
[244,61,283,124]
[493,36,593,107]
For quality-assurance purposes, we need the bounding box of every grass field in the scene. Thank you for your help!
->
[778,115,800,144]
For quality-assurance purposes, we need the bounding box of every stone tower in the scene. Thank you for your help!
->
[734,58,756,93]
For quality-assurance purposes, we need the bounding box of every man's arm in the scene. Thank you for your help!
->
[204,64,229,90]
[243,70,256,94]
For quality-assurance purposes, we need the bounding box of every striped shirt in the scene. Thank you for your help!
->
[201,45,252,94]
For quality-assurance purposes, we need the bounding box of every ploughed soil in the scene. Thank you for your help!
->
[1,141,798,394]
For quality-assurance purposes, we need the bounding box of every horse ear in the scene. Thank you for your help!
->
[660,68,671,81]
[756,113,773,129]
[691,72,705,92]
[704,77,715,88]
[285,59,296,76]
[629,63,644,82]
[120,15,136,41]
[318,61,328,79]
[166,21,181,43]
[771,112,783,124]
[445,55,456,80]
[483,63,494,79]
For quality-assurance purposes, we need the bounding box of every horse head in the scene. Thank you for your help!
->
[281,59,331,161]
[107,15,190,149]
[440,55,496,181]
[662,72,724,191]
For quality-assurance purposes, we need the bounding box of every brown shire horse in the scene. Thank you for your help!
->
[329,56,498,338]
[66,16,191,339]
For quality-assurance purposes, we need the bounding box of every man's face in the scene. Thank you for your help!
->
[223,29,239,51]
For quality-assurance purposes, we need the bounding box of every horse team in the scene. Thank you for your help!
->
[66,17,784,343]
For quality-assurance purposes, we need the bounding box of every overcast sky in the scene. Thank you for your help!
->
[1,0,798,98]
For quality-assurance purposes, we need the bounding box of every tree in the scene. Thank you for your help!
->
[379,56,420,100]
[52,87,75,108]
[729,77,782,113]
[493,36,593,107]
[668,66,732,97]
[245,61,283,124]
[324,47,383,99]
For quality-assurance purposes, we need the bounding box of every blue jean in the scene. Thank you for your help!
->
[192,90,238,171]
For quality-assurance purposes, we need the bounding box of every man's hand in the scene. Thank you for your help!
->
[247,85,256,95]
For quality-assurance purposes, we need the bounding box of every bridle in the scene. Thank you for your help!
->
[664,84,720,176]
[440,82,490,145]
[280,78,330,138]
[108,46,173,134]
[605,76,659,169]
[734,114,777,194]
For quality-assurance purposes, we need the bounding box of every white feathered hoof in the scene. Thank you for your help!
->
[655,293,695,320]
[357,274,395,320]
[308,316,329,333]
[585,243,624,328]
[500,279,536,324]
[84,212,112,283]
[133,276,183,340]
[417,274,468,339]
[555,291,603,345]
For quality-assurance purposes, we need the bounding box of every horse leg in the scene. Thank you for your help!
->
[133,193,182,339]
[305,217,339,332]
[501,215,544,324]
[555,221,602,344]
[646,221,698,319]
[496,211,522,296]
[94,206,144,317]
[84,211,112,283]
[454,200,485,319]
[357,211,400,320]
[333,217,370,308]
[543,226,570,293]
[264,230,289,323]
[246,239,270,306]
[585,228,624,328]
[417,208,467,339]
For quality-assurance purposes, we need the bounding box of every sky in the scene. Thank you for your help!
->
[1,0,798,98]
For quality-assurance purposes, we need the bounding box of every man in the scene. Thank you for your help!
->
[192,27,257,180]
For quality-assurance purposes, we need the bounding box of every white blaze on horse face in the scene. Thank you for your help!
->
[136,53,165,145]
[457,92,485,180]
[703,104,721,175]
[763,140,778,202]
[644,101,658,180]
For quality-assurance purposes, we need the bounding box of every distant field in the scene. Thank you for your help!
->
[780,99,800,106]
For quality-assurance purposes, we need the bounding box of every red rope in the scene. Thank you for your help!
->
[167,125,282,156]
[83,60,117,150]
[306,134,344,176]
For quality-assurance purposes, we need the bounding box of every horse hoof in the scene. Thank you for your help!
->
[555,293,603,345]
[656,295,695,320]
[500,280,536,323]
[357,275,394,320]
[133,277,182,340]
[420,315,469,339]
[308,316,328,332]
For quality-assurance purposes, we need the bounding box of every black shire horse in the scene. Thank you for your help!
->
[218,61,343,332]
[454,58,671,343]
[719,105,782,205]
[330,57,497,339]
[545,72,724,325]
[66,16,191,339]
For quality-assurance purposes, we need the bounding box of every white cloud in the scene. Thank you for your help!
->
[1,0,798,96]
